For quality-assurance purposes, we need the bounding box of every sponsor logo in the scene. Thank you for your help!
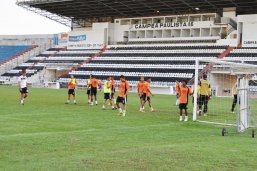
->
[69,35,87,42]
[61,33,68,39]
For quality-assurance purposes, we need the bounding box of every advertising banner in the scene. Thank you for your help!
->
[67,31,105,49]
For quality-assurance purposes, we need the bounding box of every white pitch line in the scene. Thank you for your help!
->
[0,123,172,138]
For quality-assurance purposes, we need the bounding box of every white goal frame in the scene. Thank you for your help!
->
[193,59,257,132]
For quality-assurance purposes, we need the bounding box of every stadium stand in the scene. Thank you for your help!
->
[1,47,107,84]
[2,43,257,89]
[1,1,257,91]
[56,45,257,88]
[1,48,61,77]
[57,45,227,86]
[0,45,33,64]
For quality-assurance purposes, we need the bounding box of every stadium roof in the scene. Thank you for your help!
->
[17,0,257,27]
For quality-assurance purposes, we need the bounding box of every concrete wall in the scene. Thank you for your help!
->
[237,14,257,47]
[210,73,237,97]
[43,69,67,83]
[65,13,236,46]
[67,23,109,49]
[216,38,238,47]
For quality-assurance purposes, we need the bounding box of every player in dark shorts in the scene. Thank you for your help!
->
[141,78,155,112]
[137,76,145,112]
[90,75,99,106]
[176,80,193,122]
[18,70,28,105]
[116,75,130,116]
[66,75,78,104]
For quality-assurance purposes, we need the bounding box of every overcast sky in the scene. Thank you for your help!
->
[0,0,70,35]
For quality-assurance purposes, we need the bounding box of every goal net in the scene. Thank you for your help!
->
[192,59,257,133]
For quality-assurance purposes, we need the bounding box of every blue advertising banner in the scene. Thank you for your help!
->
[53,34,59,46]
[69,35,87,42]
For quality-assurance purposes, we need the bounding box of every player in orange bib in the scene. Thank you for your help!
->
[90,75,99,106]
[137,76,145,112]
[66,75,78,104]
[141,78,155,112]
[116,75,130,116]
[176,80,193,122]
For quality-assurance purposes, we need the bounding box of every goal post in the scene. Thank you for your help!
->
[192,59,257,133]
[193,59,199,121]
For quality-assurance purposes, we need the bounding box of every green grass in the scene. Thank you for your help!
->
[0,86,257,171]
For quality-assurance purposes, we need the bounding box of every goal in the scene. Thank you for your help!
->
[192,59,257,135]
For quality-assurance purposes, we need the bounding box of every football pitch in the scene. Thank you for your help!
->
[0,86,257,171]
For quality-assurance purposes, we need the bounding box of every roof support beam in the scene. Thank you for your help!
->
[96,0,125,16]
[157,0,178,14]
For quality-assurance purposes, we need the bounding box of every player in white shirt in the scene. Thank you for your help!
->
[18,70,28,105]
